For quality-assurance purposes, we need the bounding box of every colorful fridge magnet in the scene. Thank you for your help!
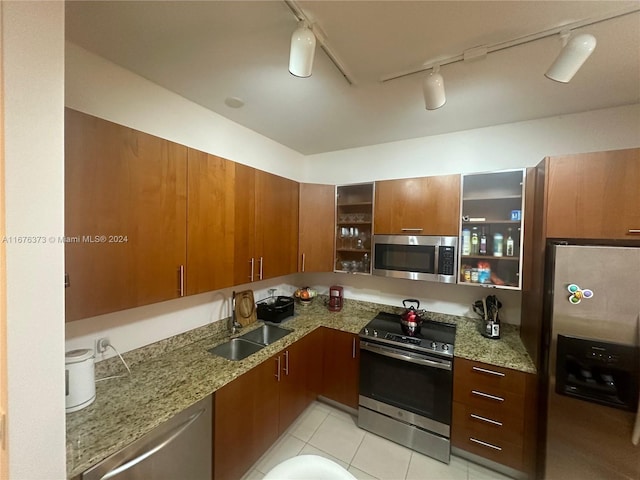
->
[567,284,594,304]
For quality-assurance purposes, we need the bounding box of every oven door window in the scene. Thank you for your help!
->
[359,346,452,425]
[374,244,436,274]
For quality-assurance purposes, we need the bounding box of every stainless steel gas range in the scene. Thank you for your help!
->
[358,312,456,464]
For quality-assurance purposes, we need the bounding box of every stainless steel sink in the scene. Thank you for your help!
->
[208,338,264,361]
[239,324,292,346]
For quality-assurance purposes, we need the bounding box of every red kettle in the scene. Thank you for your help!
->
[400,299,423,336]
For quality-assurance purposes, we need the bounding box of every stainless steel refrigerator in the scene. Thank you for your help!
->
[543,244,640,480]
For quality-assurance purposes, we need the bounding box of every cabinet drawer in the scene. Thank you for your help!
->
[452,401,523,447]
[454,357,526,395]
[453,382,525,419]
[451,427,524,471]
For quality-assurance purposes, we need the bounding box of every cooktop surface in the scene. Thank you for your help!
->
[359,311,456,357]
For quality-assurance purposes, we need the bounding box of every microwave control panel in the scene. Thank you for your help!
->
[438,246,456,275]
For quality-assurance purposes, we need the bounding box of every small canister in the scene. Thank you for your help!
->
[65,349,96,413]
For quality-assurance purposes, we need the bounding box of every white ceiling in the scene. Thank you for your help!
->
[65,1,640,155]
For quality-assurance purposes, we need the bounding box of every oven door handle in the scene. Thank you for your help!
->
[360,341,452,371]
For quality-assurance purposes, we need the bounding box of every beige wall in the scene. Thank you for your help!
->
[0,2,7,477]
[2,2,66,478]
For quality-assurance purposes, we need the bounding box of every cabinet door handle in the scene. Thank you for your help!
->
[64,272,70,288]
[401,228,423,232]
[275,356,281,382]
[470,413,503,426]
[352,337,356,359]
[301,253,306,273]
[471,390,504,402]
[259,257,264,280]
[283,351,290,375]
[628,229,640,234]
[472,366,505,377]
[249,258,255,282]
[469,437,502,451]
[178,265,185,297]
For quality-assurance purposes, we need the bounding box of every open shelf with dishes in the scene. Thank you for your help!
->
[335,183,374,274]
[459,170,525,290]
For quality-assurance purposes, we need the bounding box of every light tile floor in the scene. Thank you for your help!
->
[241,401,513,480]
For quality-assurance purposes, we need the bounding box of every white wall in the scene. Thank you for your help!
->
[65,42,305,181]
[303,104,640,184]
[3,2,66,478]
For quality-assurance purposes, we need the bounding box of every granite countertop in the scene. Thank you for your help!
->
[66,297,535,478]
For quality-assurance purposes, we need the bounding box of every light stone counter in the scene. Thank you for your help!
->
[66,297,535,479]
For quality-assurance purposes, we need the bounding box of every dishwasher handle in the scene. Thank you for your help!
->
[99,408,205,480]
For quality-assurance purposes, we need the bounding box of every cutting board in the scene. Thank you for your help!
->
[234,290,257,327]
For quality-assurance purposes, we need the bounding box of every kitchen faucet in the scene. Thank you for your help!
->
[230,291,242,334]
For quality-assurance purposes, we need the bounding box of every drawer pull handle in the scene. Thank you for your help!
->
[470,413,503,426]
[471,390,504,402]
[472,366,505,377]
[628,229,640,234]
[470,437,502,451]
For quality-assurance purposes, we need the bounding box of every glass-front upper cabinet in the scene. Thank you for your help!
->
[459,170,525,290]
[335,183,374,274]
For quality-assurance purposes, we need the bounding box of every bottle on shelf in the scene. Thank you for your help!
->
[471,227,479,255]
[506,228,514,257]
[479,228,487,255]
[462,228,471,256]
[493,232,503,257]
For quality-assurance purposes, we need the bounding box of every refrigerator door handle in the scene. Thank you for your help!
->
[633,311,640,446]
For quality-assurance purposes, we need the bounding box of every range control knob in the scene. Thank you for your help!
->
[373,330,378,338]
[442,344,449,351]
[430,341,438,349]
[364,328,369,336]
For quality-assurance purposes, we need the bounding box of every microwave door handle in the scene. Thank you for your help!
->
[633,311,640,446]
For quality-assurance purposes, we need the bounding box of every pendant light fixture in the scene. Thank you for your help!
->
[545,32,597,83]
[289,21,316,78]
[423,65,446,110]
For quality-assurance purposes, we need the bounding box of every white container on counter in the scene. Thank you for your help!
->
[65,348,96,413]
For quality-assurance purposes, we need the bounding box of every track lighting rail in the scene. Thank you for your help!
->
[380,6,640,83]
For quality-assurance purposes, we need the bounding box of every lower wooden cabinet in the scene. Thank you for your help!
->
[278,329,323,433]
[213,356,279,480]
[452,357,536,476]
[320,328,359,409]
[213,329,323,480]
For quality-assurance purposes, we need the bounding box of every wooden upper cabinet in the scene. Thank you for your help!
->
[65,109,187,321]
[298,183,335,273]
[374,174,461,235]
[545,148,640,239]
[255,170,299,280]
[233,163,257,285]
[186,149,235,295]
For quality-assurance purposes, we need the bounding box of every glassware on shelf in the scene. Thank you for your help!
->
[350,227,359,249]
[339,227,348,249]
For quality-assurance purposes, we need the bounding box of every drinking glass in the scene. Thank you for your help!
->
[350,227,359,249]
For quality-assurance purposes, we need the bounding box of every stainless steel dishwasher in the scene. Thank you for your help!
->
[82,395,212,480]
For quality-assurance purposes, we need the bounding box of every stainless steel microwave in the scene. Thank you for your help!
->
[372,235,457,283]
